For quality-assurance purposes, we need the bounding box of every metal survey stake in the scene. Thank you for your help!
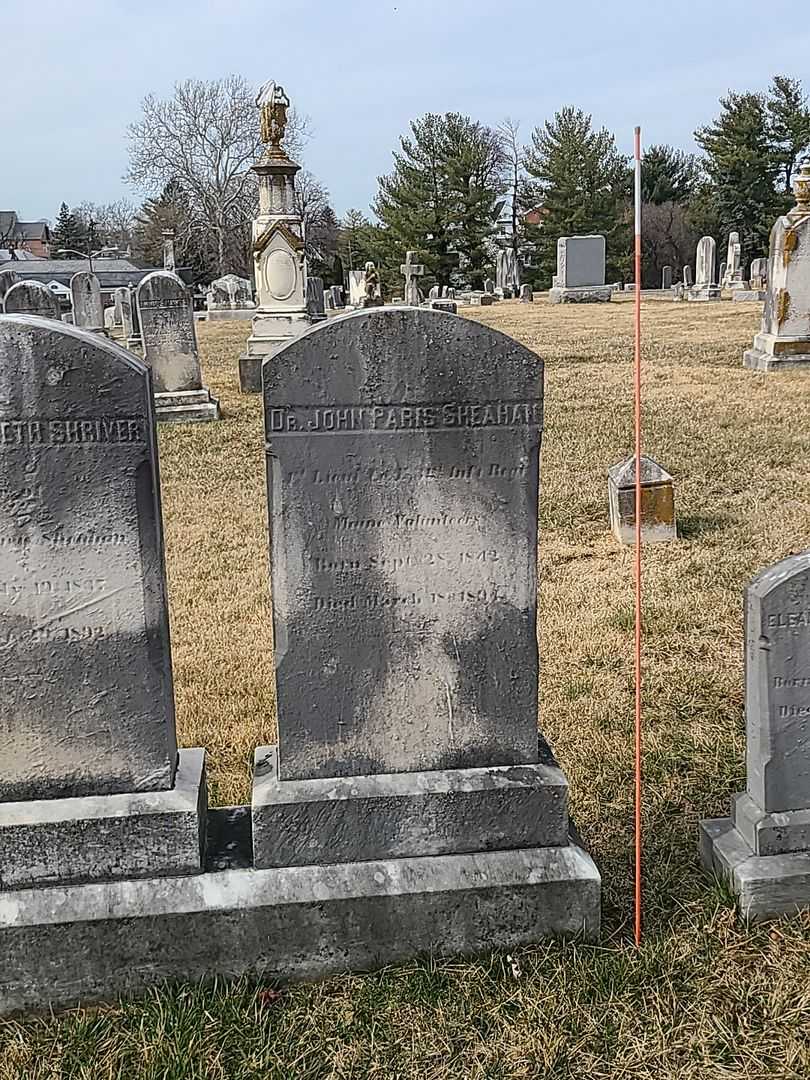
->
[633,125,643,947]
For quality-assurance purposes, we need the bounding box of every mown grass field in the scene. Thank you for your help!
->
[2,297,809,1079]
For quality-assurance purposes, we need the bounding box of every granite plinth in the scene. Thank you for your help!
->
[732,792,810,856]
[548,286,612,304]
[252,744,568,868]
[0,749,206,891]
[239,311,312,393]
[469,293,495,306]
[426,299,458,313]
[743,344,810,372]
[732,290,766,302]
[0,840,599,1015]
[206,309,256,321]
[155,388,221,423]
[699,817,810,922]
[688,287,721,301]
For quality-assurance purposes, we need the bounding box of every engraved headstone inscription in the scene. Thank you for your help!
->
[135,270,220,422]
[0,315,205,890]
[701,551,810,919]
[253,306,600,934]
[263,307,544,782]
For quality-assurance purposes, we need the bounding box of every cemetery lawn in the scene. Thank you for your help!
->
[4,297,810,1080]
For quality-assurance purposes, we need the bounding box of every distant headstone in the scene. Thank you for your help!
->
[0,315,206,889]
[69,271,104,331]
[549,236,611,303]
[330,285,344,308]
[519,284,534,303]
[689,236,720,301]
[104,305,116,331]
[661,266,673,290]
[496,249,521,292]
[469,292,495,306]
[700,550,810,919]
[136,271,220,422]
[126,285,142,351]
[718,261,727,288]
[162,228,176,272]
[348,270,366,307]
[113,289,124,328]
[400,250,425,306]
[116,288,133,339]
[0,269,20,304]
[484,278,495,294]
[608,455,677,544]
[683,265,693,288]
[324,289,335,311]
[3,281,61,319]
[744,166,810,371]
[428,285,441,299]
[306,276,326,322]
[427,298,457,313]
[206,274,255,320]
[722,231,744,290]
[750,258,768,291]
[253,307,599,939]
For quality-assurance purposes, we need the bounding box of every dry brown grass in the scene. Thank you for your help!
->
[2,297,810,1079]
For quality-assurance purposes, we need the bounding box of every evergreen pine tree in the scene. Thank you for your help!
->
[50,202,86,257]
[374,113,505,289]
[767,76,810,195]
[641,145,702,204]
[524,107,630,286]
[695,92,784,267]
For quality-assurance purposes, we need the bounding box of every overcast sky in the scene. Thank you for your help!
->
[3,0,809,223]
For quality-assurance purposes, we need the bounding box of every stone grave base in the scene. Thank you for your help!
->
[239,310,312,393]
[469,293,496,306]
[732,290,766,302]
[0,749,207,891]
[155,387,221,423]
[699,817,810,922]
[688,287,721,301]
[206,308,256,321]
[744,334,810,372]
[424,299,458,314]
[0,837,599,1016]
[252,745,568,867]
[548,286,612,304]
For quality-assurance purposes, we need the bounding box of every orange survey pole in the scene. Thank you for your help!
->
[633,127,643,947]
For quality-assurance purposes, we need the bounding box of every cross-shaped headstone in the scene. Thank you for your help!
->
[400,250,425,307]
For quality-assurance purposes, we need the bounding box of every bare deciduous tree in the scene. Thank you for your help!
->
[126,76,309,277]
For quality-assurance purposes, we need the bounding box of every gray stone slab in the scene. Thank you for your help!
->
[3,281,61,319]
[263,307,544,782]
[0,840,600,1015]
[732,290,766,302]
[0,316,178,801]
[688,287,722,302]
[745,551,810,813]
[252,743,568,867]
[469,293,494,306]
[0,749,206,890]
[155,388,221,424]
[700,817,810,922]
[427,299,458,313]
[69,271,104,331]
[136,272,208,394]
[732,791,810,856]
[555,236,606,288]
[548,286,612,304]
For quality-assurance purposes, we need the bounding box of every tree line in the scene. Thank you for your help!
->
[46,74,810,292]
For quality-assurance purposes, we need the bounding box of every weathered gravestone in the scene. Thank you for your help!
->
[206,274,255,320]
[744,166,810,370]
[0,315,206,892]
[400,250,425,306]
[330,284,344,308]
[722,231,745,291]
[0,269,20,305]
[549,235,612,303]
[689,236,720,301]
[126,284,142,350]
[136,270,220,422]
[3,281,61,319]
[254,306,599,931]
[520,284,534,303]
[69,270,104,332]
[306,276,326,322]
[484,277,495,294]
[683,265,693,288]
[701,550,810,920]
[661,266,673,290]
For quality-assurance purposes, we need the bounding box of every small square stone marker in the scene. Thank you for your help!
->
[608,455,677,544]
[701,551,810,920]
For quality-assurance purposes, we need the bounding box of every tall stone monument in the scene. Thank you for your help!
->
[689,236,720,301]
[3,281,61,319]
[0,315,206,891]
[162,228,176,272]
[126,284,142,351]
[496,248,521,293]
[744,166,810,371]
[136,270,220,422]
[69,270,104,332]
[239,81,311,393]
[701,551,810,920]
[255,306,599,924]
[549,236,612,303]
